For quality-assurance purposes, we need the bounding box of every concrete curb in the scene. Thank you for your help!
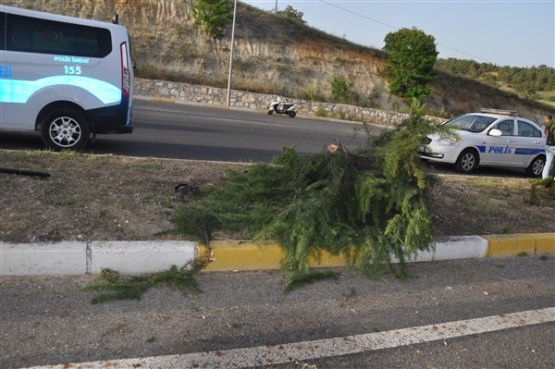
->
[0,240,196,276]
[1,234,553,276]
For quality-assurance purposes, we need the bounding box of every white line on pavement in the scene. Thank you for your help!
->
[25,307,555,369]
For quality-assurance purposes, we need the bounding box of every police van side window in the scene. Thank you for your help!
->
[6,13,112,57]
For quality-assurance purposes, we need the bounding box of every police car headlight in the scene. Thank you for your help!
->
[437,137,459,146]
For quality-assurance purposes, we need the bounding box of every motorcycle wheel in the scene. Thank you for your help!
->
[268,110,273,115]
[288,111,296,118]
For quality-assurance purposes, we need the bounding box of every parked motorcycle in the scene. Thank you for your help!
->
[268,100,296,118]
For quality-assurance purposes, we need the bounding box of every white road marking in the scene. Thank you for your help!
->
[25,307,555,369]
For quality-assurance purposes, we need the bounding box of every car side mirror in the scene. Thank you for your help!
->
[489,128,502,137]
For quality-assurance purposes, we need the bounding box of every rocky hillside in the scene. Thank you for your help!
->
[5,0,554,121]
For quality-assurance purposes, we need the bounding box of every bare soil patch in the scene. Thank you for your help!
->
[428,175,555,238]
[1,150,553,244]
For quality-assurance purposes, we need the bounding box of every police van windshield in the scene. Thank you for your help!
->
[445,114,496,133]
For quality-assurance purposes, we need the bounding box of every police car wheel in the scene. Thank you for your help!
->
[455,149,478,173]
[526,156,545,177]
[40,107,90,151]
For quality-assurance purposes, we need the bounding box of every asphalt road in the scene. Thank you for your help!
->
[1,256,553,368]
[0,99,372,162]
[1,101,551,368]
[0,99,534,178]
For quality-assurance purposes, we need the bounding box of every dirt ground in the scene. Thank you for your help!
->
[1,150,554,244]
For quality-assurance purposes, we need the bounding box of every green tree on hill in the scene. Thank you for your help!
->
[383,27,438,101]
[276,5,306,24]
[191,0,231,39]
[434,59,555,99]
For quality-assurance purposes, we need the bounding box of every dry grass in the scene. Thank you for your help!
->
[0,150,247,243]
[1,150,553,244]
[429,175,555,238]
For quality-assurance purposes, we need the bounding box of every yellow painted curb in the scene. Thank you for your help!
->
[533,233,555,254]
[197,234,555,272]
[198,241,348,272]
[199,241,282,271]
[484,233,555,257]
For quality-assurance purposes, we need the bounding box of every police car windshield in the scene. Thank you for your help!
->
[445,114,496,133]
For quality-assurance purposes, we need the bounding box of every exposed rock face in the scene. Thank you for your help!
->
[2,0,400,110]
[3,0,549,120]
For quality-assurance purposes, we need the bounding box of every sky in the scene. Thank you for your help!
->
[241,0,555,68]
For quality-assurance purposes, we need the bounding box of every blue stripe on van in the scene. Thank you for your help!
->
[0,76,121,105]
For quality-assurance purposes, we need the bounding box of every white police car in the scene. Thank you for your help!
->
[418,109,546,176]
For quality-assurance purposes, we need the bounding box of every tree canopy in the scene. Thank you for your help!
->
[191,0,230,39]
[383,27,438,100]
[173,103,442,288]
[435,58,555,100]
[276,5,306,24]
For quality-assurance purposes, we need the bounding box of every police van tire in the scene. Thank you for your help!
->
[526,156,545,177]
[455,149,478,173]
[40,107,90,151]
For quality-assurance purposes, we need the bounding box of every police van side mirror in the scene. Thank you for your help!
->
[489,129,502,137]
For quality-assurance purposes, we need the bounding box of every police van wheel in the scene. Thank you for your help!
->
[526,156,545,177]
[455,149,478,173]
[40,108,90,151]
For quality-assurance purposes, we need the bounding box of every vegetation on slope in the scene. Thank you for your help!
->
[435,58,555,103]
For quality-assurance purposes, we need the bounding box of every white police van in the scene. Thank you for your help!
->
[0,5,133,150]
